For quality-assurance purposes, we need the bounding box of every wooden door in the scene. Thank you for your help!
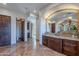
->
[0,15,11,46]
[51,23,55,33]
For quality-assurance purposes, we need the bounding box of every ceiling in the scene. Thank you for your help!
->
[0,3,51,15]
[50,9,78,23]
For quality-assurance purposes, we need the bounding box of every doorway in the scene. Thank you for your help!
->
[27,14,36,48]
[16,18,25,42]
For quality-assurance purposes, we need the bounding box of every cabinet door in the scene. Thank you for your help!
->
[42,36,48,47]
[77,41,79,56]
[0,15,11,46]
[48,38,62,53]
[62,40,77,56]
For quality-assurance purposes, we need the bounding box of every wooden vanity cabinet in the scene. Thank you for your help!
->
[48,37,62,53]
[62,40,77,56]
[42,35,79,56]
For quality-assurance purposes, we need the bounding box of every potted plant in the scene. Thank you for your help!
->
[71,24,77,37]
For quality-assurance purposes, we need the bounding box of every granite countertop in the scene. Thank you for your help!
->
[43,32,79,41]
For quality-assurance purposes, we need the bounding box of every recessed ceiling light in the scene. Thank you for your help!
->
[2,3,7,5]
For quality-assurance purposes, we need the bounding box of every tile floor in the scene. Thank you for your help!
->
[0,41,65,56]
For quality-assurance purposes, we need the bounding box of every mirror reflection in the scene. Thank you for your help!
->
[48,9,79,37]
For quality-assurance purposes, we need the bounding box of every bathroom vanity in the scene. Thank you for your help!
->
[42,33,79,56]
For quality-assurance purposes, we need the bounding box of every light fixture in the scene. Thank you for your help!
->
[52,21,55,23]
[68,16,72,19]
[47,20,51,23]
[2,3,7,5]
[67,16,72,25]
[33,10,36,13]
